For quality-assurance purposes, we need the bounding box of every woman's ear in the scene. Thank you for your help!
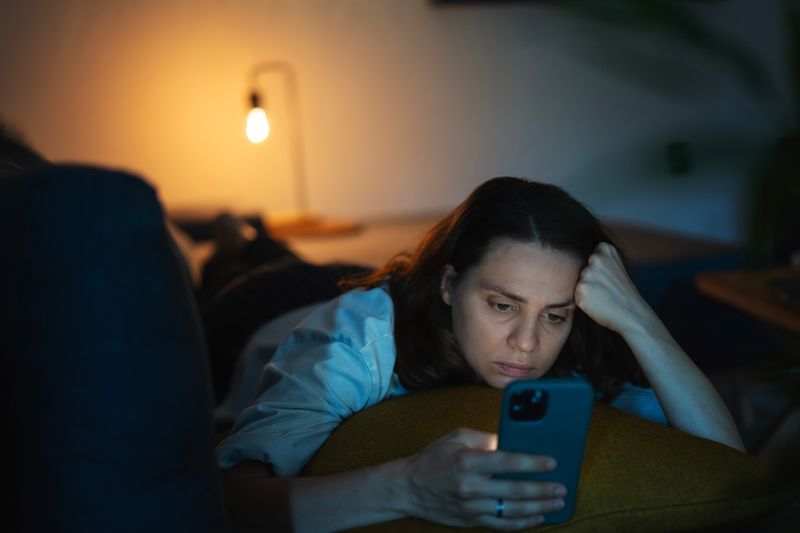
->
[440,264,456,306]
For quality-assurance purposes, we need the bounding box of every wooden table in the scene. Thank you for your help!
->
[695,268,800,334]
[695,267,800,458]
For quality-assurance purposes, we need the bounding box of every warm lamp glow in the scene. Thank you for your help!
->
[246,106,270,143]
[241,61,362,237]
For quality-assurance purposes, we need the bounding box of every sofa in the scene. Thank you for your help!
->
[3,165,797,532]
[2,166,228,532]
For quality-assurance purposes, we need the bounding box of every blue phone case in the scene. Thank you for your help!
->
[496,378,594,524]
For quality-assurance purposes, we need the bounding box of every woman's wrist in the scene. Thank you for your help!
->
[616,301,677,357]
[371,456,416,518]
[619,307,657,339]
[292,459,413,532]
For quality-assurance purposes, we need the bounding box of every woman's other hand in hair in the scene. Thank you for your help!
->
[574,242,655,336]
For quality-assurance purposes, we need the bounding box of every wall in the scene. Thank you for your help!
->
[0,0,790,243]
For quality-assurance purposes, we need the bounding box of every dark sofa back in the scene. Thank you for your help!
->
[1,165,228,532]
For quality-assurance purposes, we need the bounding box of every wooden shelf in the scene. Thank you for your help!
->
[695,268,800,334]
[267,214,363,239]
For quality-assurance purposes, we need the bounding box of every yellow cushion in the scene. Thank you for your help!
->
[303,385,796,532]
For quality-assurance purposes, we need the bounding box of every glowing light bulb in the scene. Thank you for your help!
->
[246,107,270,143]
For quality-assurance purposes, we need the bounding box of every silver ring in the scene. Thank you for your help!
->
[496,498,505,518]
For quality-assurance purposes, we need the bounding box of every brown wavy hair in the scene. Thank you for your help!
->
[344,177,648,402]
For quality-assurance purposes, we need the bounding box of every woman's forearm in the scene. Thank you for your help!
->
[573,243,745,452]
[620,310,745,452]
[291,459,410,532]
[222,459,411,533]
[221,429,568,531]
[222,461,294,532]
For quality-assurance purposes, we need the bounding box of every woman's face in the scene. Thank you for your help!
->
[440,238,582,389]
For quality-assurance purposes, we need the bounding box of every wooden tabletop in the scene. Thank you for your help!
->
[605,221,736,265]
[695,267,800,334]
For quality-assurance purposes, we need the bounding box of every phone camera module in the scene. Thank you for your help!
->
[509,389,548,421]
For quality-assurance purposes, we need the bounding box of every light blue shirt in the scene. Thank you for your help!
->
[215,287,667,476]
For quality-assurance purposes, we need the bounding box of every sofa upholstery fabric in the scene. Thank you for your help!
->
[1,166,228,533]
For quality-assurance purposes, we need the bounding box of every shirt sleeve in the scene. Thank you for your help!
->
[213,303,321,428]
[215,328,395,475]
[608,382,668,426]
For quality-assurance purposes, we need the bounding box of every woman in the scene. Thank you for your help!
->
[217,177,744,532]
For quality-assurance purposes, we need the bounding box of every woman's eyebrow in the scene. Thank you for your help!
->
[481,282,575,308]
[545,300,576,309]
[481,283,527,303]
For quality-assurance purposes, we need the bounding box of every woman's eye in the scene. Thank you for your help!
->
[492,302,514,312]
[544,312,565,323]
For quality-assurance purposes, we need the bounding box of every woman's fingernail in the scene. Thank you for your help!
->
[555,486,567,497]
[553,499,565,510]
[547,459,557,469]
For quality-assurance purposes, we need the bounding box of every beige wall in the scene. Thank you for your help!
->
[0,0,788,242]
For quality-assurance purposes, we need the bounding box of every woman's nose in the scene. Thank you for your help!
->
[508,319,538,353]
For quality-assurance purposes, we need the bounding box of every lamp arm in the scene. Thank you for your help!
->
[248,61,310,214]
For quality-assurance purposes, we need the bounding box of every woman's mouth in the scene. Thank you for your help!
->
[495,362,534,378]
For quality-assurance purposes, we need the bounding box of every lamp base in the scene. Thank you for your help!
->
[266,211,363,239]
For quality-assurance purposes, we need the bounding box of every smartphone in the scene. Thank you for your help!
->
[496,378,594,524]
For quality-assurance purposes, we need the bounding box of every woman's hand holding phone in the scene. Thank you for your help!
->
[394,427,566,530]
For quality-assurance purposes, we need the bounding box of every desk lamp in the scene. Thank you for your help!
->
[246,61,360,238]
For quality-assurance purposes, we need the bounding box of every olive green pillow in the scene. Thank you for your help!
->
[303,385,796,532]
